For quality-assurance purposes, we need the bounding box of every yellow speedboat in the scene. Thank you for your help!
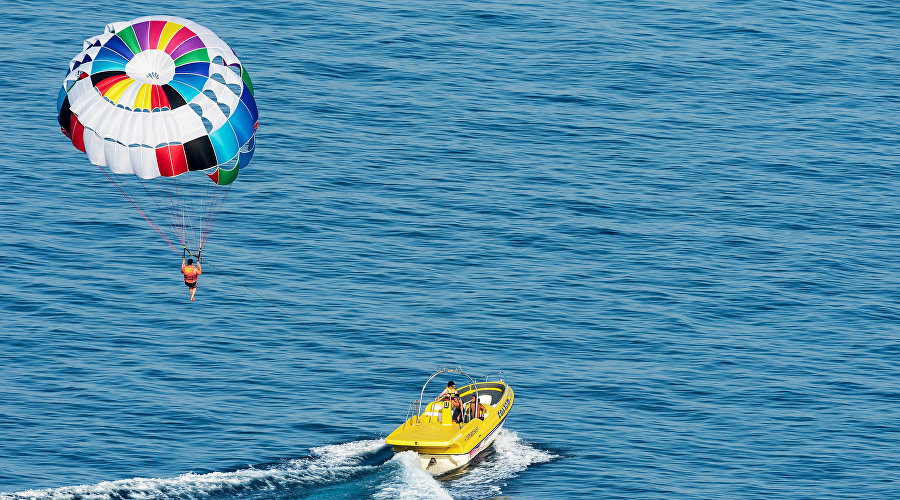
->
[385,367,514,476]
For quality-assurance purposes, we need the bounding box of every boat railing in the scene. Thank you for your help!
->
[403,367,506,429]
[403,398,448,428]
[402,399,420,429]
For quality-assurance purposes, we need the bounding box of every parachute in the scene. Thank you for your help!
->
[57,16,258,255]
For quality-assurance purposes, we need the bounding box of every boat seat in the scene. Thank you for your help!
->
[422,402,446,422]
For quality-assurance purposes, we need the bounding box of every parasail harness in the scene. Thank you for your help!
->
[183,245,203,262]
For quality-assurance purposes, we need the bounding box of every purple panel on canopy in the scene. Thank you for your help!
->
[170,36,207,61]
[132,20,151,51]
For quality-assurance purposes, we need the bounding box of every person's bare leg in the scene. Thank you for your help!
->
[190,286,196,301]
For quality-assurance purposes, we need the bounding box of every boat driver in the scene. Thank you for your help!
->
[436,382,463,423]
[436,381,458,401]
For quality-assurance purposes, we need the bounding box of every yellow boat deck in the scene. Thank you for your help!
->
[387,402,477,448]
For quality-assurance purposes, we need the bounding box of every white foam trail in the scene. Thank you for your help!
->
[7,439,388,500]
[307,438,386,468]
[9,469,286,500]
[373,451,452,500]
[373,430,553,500]
[446,429,556,499]
[5,433,551,500]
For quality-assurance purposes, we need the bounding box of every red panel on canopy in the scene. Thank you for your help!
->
[150,85,170,111]
[70,113,86,152]
[94,74,130,95]
[155,144,189,177]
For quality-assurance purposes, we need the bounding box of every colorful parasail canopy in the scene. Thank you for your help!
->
[57,16,258,253]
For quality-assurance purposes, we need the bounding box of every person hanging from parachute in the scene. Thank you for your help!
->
[56,16,258,296]
[181,247,203,301]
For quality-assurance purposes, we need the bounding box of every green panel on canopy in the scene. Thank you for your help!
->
[174,48,209,66]
[216,165,239,185]
[241,68,254,95]
[117,26,142,55]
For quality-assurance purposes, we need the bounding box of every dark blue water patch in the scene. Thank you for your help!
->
[5,0,900,497]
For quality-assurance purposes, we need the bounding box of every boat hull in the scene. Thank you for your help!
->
[409,420,505,476]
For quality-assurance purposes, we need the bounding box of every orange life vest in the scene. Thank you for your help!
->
[182,265,199,283]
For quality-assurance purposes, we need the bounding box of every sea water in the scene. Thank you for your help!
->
[1,0,899,498]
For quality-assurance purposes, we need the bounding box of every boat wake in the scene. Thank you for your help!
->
[5,430,553,500]
[442,430,556,499]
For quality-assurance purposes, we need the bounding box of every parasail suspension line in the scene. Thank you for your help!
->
[96,165,179,254]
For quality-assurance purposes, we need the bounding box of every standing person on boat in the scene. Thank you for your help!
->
[181,257,202,301]
[436,381,458,400]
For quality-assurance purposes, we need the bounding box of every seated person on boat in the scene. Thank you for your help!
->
[466,395,487,420]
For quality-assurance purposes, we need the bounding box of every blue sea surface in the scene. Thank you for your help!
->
[2,0,899,498]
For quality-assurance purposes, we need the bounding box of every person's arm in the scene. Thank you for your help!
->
[196,263,202,275]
